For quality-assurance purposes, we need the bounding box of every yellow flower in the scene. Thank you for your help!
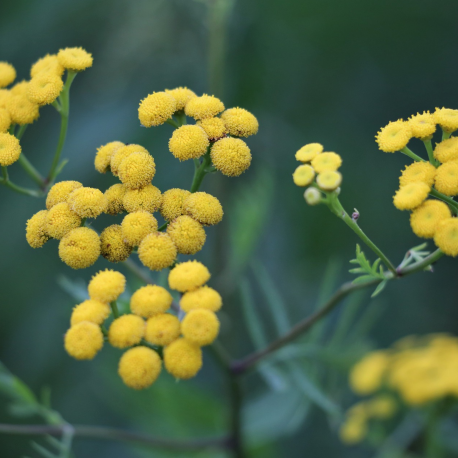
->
[181,309,220,346]
[0,107,11,132]
[292,164,315,187]
[26,210,49,248]
[165,87,197,111]
[183,191,223,226]
[45,202,81,239]
[434,218,458,256]
[118,151,156,189]
[130,285,173,318]
[27,73,63,106]
[121,211,158,247]
[88,269,126,303]
[311,152,342,173]
[339,415,367,445]
[110,144,148,176]
[0,132,21,166]
[0,89,11,109]
[367,394,397,419]
[123,184,162,213]
[70,299,110,326]
[145,314,181,346]
[168,125,209,161]
[408,112,436,139]
[138,92,176,127]
[167,215,206,254]
[46,180,82,209]
[316,170,342,191]
[104,184,126,215]
[100,224,132,263]
[399,161,436,187]
[164,338,202,379]
[64,321,103,360]
[118,346,161,389]
[185,94,224,120]
[108,314,145,348]
[180,286,222,313]
[220,107,259,137]
[11,80,28,96]
[295,143,323,162]
[375,119,411,152]
[434,137,458,163]
[94,141,125,173]
[210,137,251,177]
[434,161,458,196]
[197,117,227,141]
[30,54,65,78]
[304,187,322,205]
[138,232,177,271]
[393,182,430,210]
[0,62,16,88]
[168,260,210,292]
[434,107,458,133]
[160,188,191,221]
[57,47,93,72]
[349,350,390,395]
[7,94,39,125]
[68,187,108,218]
[410,200,451,239]
[58,227,100,269]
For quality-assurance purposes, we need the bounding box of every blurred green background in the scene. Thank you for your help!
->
[1,0,458,456]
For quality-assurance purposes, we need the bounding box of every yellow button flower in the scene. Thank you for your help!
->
[399,161,436,187]
[88,269,126,303]
[168,125,209,161]
[100,224,132,263]
[434,107,458,133]
[26,210,49,248]
[30,54,65,78]
[434,218,458,256]
[123,184,162,213]
[165,86,196,111]
[0,132,21,166]
[121,211,158,247]
[311,152,342,173]
[410,200,451,239]
[350,351,390,395]
[434,137,458,163]
[45,202,81,239]
[46,180,82,209]
[138,232,177,271]
[0,62,16,88]
[0,107,11,133]
[164,338,202,379]
[104,183,126,215]
[292,164,315,187]
[408,112,436,139]
[393,182,430,210]
[435,161,458,196]
[295,143,323,163]
[138,91,176,127]
[108,314,145,348]
[27,72,63,106]
[118,346,161,389]
[110,144,148,176]
[57,47,93,72]
[94,141,125,174]
[64,321,103,360]
[210,137,251,177]
[7,94,39,125]
[160,188,191,222]
[168,260,210,292]
[183,191,223,226]
[181,309,220,346]
[130,285,173,318]
[185,94,224,120]
[376,119,411,152]
[58,227,100,269]
[167,215,206,254]
[68,187,108,218]
[70,299,110,326]
[145,313,181,346]
[180,286,222,313]
[118,151,156,189]
[197,117,227,141]
[221,107,259,137]
[316,170,342,191]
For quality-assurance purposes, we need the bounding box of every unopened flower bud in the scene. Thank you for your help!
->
[304,187,321,206]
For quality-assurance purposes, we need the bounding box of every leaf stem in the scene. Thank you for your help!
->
[190,149,212,192]
[400,146,425,162]
[110,301,119,319]
[17,153,45,188]
[423,139,440,167]
[429,188,458,215]
[0,166,43,197]
[442,129,452,141]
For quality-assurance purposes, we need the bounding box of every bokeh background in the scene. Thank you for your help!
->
[1,0,458,456]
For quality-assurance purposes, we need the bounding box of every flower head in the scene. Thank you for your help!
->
[160,188,191,221]
[138,232,177,271]
[399,161,436,187]
[168,125,209,161]
[94,141,124,173]
[88,269,126,303]
[121,211,158,247]
[181,309,220,346]
[350,351,390,395]
[45,202,81,239]
[57,47,93,72]
[434,218,458,256]
[0,107,11,132]
[108,314,145,348]
[64,321,103,360]
[434,107,458,133]
[100,224,132,263]
[197,117,227,141]
[410,200,451,239]
[104,183,126,215]
[304,187,322,205]
[434,161,458,196]
[183,192,223,226]
[311,152,342,173]
[68,187,108,218]
[46,180,82,209]
[220,107,259,137]
[168,260,210,292]
[164,338,202,379]
[130,285,173,318]
[30,54,65,78]
[408,112,436,139]
[6,94,39,125]
[0,89,11,109]
[167,215,206,254]
[295,143,323,162]
[138,92,176,127]
[70,299,110,326]
[165,87,197,111]
[393,182,430,210]
[123,184,162,213]
[110,144,148,176]
[118,346,161,389]
[145,314,181,346]
[11,80,28,96]
[26,210,49,248]
[316,170,342,191]
[376,120,411,152]
[27,72,63,106]
[0,62,16,88]
[184,94,224,120]
[180,286,222,313]
[58,227,100,269]
[0,132,21,166]
[434,137,458,163]
[118,151,156,189]
[210,137,251,177]
[292,164,315,186]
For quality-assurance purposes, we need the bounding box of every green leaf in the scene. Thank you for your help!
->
[31,442,58,458]
[352,275,377,284]
[371,280,388,298]
[56,275,88,302]
[0,362,36,404]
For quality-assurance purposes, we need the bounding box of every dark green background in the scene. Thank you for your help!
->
[1,0,458,456]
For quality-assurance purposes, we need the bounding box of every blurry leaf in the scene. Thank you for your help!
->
[31,442,58,458]
[371,280,388,298]
[0,361,36,404]
[56,275,88,302]
[8,402,40,417]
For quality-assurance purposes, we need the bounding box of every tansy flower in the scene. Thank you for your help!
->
[88,269,126,303]
[434,107,458,133]
[121,211,158,247]
[168,260,210,292]
[160,188,191,221]
[376,119,411,153]
[145,314,181,346]
[30,54,65,78]
[45,202,81,239]
[26,210,49,248]
[295,143,323,163]
[408,112,436,139]
[220,107,259,137]
[410,200,451,239]
[292,164,315,187]
[168,125,209,161]
[110,144,148,176]
[104,184,126,215]
[165,87,197,111]
[11,80,28,96]
[316,170,342,191]
[304,187,322,206]
[164,338,203,379]
[0,62,16,88]
[68,187,108,218]
[0,132,21,166]
[183,192,223,226]
[123,184,162,213]
[434,161,458,196]
[130,285,173,318]
[64,321,103,360]
[434,137,458,163]
[399,161,436,187]
[434,218,458,256]
[138,92,176,127]
[70,299,110,326]
[210,137,251,177]
[108,314,145,348]
[6,94,39,125]
[197,117,227,141]
[118,151,156,189]
[181,309,220,346]
[57,47,93,72]
[27,72,63,106]
[367,395,398,420]
[58,227,100,269]
[350,351,390,395]
[94,141,125,173]
[138,232,177,271]
[0,107,11,132]
[0,89,11,109]
[167,215,206,254]
[393,182,430,210]
[118,347,162,389]
[339,414,367,445]
[46,180,82,209]
[180,286,222,313]
[100,224,132,263]
[311,152,342,173]
[185,94,224,120]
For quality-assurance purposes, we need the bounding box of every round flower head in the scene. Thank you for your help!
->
[160,188,191,221]
[11,81,28,96]
[185,94,224,120]
[68,187,108,218]
[210,137,251,177]
[0,89,11,109]
[164,338,203,379]
[181,309,220,346]
[168,125,209,161]
[64,321,103,360]
[130,285,173,318]
[88,269,126,303]
[110,144,148,176]
[167,215,206,255]
[311,152,342,173]
[104,184,126,215]
[26,210,49,248]
[108,314,145,348]
[30,54,65,78]
[183,192,223,226]
[0,132,21,166]
[45,202,81,239]
[138,91,176,127]
[100,224,132,263]
[434,108,458,133]
[292,164,315,187]
[376,120,411,152]
[197,117,227,141]
[408,112,436,139]
[123,184,162,213]
[94,141,124,173]
[168,260,210,292]
[180,286,222,313]
[368,395,397,420]
[304,187,322,206]
[435,161,458,196]
[410,200,451,239]
[57,47,93,72]
[118,151,156,189]
[316,170,342,191]
[434,137,458,163]
[6,94,39,125]
[295,143,323,162]
[118,347,161,390]
[121,211,158,247]
[145,314,181,346]
[138,232,177,271]
[350,351,390,395]
[27,73,63,106]
[399,161,436,187]
[0,107,11,132]
[58,227,100,269]
[70,299,110,326]
[165,87,197,111]
[434,218,458,256]
[0,62,16,88]
[393,182,430,210]
[339,415,367,445]
[221,107,259,137]
[46,180,82,209]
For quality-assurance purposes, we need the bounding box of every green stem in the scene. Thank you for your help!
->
[17,153,45,188]
[400,146,425,162]
[425,404,445,458]
[16,124,27,140]
[158,222,168,231]
[0,166,43,197]
[442,129,452,141]
[191,149,212,192]
[166,118,179,128]
[175,111,187,126]
[429,188,458,215]
[110,301,119,319]
[423,139,440,167]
